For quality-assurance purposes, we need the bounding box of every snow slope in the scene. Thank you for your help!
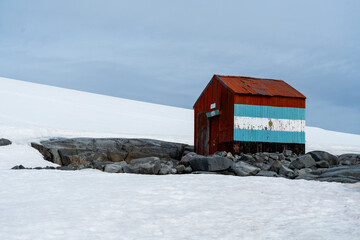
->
[0,77,193,144]
[1,76,360,154]
[1,76,360,240]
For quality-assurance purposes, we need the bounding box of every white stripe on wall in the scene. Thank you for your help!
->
[234,116,305,132]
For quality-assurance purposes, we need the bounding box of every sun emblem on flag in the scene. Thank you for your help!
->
[268,120,273,127]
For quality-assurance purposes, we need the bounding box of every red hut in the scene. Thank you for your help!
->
[193,75,306,155]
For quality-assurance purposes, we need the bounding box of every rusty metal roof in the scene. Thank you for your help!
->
[216,75,306,99]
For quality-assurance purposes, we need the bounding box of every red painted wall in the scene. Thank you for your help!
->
[194,76,234,155]
[234,95,305,108]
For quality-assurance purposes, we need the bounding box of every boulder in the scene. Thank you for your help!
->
[316,160,330,168]
[159,165,171,175]
[240,154,255,162]
[296,165,360,183]
[307,151,339,166]
[278,153,285,161]
[269,153,279,160]
[176,165,186,174]
[269,160,282,173]
[184,166,192,173]
[283,150,293,157]
[31,138,191,166]
[279,166,296,179]
[0,138,11,146]
[104,161,127,173]
[289,154,316,170]
[183,154,233,172]
[213,151,227,157]
[11,165,25,170]
[232,161,260,176]
[91,161,111,171]
[338,154,360,165]
[295,168,313,176]
[123,157,161,174]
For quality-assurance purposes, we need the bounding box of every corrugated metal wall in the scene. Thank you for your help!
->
[194,76,234,155]
[194,76,306,155]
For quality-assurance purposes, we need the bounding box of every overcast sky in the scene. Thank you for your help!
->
[1,0,359,134]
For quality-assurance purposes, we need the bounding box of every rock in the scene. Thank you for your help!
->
[104,161,127,173]
[183,154,233,172]
[338,154,360,165]
[278,153,285,161]
[295,168,313,176]
[176,165,185,174]
[269,153,279,160]
[159,165,171,175]
[289,154,316,170]
[281,160,291,168]
[254,155,265,162]
[58,164,78,171]
[11,165,25,170]
[240,154,255,161]
[256,170,279,177]
[279,166,296,179]
[91,161,110,171]
[123,157,161,174]
[307,151,339,166]
[184,166,192,173]
[213,151,227,157]
[296,165,360,183]
[226,152,233,158]
[31,138,191,166]
[283,150,292,157]
[0,138,12,146]
[232,161,260,176]
[269,160,282,173]
[170,168,177,174]
[316,160,330,168]
[296,173,318,181]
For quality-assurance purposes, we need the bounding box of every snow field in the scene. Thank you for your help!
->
[1,76,360,239]
[1,171,360,240]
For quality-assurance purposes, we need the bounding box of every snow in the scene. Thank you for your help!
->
[1,76,360,239]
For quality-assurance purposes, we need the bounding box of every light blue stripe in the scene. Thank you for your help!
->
[234,104,305,120]
[234,129,305,144]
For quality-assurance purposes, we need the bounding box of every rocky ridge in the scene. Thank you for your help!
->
[10,138,360,183]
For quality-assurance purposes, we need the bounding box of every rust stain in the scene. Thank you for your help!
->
[216,75,306,99]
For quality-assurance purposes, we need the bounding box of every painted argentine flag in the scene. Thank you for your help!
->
[234,104,305,144]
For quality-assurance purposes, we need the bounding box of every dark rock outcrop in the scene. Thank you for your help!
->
[307,151,339,166]
[123,157,161,174]
[31,138,190,166]
[0,138,12,146]
[296,164,360,183]
[232,161,260,176]
[289,154,316,170]
[338,154,360,165]
[181,153,233,172]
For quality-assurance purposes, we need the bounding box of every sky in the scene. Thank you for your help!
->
[0,0,359,134]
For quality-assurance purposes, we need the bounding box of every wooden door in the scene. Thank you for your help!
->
[209,116,219,154]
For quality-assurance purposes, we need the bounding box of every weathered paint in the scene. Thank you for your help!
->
[234,104,305,120]
[233,104,305,144]
[234,129,305,144]
[206,110,220,118]
[234,95,305,108]
[218,141,305,155]
[194,76,235,155]
[217,75,306,99]
[193,74,306,155]
[234,117,305,132]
